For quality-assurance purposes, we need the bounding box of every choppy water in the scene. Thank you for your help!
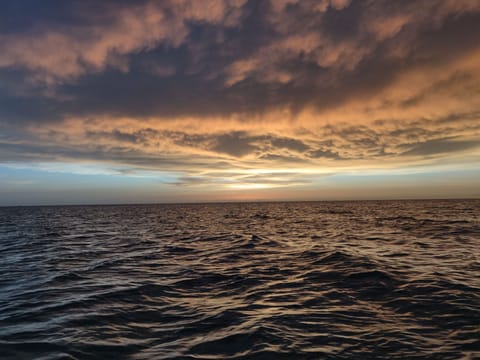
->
[0,200,479,359]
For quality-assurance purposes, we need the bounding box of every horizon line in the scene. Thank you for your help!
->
[1,197,479,208]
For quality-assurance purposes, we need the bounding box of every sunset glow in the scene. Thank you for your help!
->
[0,0,479,204]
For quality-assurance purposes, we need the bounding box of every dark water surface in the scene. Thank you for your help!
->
[1,200,479,359]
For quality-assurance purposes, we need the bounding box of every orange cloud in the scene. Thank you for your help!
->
[0,0,479,194]
[0,0,246,83]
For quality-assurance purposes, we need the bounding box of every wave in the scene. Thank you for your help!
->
[0,200,479,359]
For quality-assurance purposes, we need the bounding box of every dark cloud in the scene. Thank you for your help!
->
[0,70,64,125]
[210,132,258,157]
[401,138,480,157]
[0,139,225,170]
[0,0,479,124]
[86,128,160,145]
[0,0,479,180]
[270,137,309,152]
[309,149,344,160]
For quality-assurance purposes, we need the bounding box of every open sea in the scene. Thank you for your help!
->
[0,200,479,359]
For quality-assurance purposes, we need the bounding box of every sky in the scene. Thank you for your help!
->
[0,0,479,205]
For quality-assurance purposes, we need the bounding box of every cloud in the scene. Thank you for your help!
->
[0,0,479,192]
[0,0,247,84]
[401,138,480,157]
[270,137,310,152]
[210,132,258,157]
[309,149,344,160]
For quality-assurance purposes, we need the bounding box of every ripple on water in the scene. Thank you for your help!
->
[0,200,479,359]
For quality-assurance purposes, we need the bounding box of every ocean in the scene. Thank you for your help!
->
[0,200,479,359]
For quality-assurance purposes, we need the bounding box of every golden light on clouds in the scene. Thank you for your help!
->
[0,0,479,204]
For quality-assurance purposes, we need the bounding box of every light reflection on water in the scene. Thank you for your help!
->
[0,200,479,359]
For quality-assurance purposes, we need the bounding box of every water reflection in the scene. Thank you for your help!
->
[0,200,479,359]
